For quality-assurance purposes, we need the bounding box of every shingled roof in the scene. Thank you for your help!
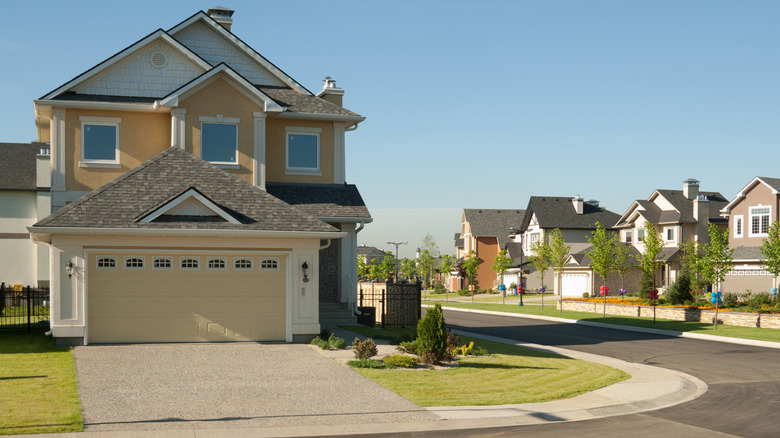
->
[617,189,728,227]
[265,183,371,221]
[33,147,338,234]
[462,209,526,249]
[0,143,42,191]
[522,197,620,230]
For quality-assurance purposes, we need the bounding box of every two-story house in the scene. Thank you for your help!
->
[719,176,780,293]
[27,7,371,345]
[516,195,620,296]
[458,209,526,291]
[613,179,727,291]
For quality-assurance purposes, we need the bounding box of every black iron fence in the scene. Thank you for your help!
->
[0,283,50,332]
[358,281,421,328]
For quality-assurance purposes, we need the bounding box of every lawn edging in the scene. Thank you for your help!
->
[428,304,780,350]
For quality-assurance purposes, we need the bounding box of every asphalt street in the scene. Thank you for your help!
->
[345,308,780,438]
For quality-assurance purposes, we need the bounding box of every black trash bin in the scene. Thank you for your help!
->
[357,306,376,327]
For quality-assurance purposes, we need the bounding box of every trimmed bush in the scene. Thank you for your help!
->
[353,337,378,360]
[416,303,447,364]
[347,359,384,368]
[328,334,346,349]
[397,340,419,355]
[434,282,446,294]
[383,354,418,369]
[723,293,738,308]
[310,336,330,350]
[665,273,693,305]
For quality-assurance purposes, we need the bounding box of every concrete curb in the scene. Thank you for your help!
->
[429,304,780,350]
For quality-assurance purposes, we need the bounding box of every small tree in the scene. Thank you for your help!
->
[416,303,447,364]
[587,222,615,318]
[418,249,435,288]
[637,222,664,298]
[491,249,514,304]
[760,221,780,304]
[699,224,733,329]
[529,237,551,309]
[357,256,367,281]
[463,250,480,297]
[400,258,417,282]
[420,233,441,257]
[548,229,571,314]
[613,241,632,294]
[438,254,454,289]
[372,252,395,282]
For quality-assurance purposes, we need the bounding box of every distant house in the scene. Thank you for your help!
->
[719,177,780,293]
[515,195,620,296]
[357,245,386,265]
[458,209,526,290]
[614,179,727,292]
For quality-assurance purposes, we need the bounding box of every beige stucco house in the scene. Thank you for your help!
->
[27,7,371,345]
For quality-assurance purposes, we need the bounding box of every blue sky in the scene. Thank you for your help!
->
[2,1,779,259]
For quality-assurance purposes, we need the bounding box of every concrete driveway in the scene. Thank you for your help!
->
[74,342,437,432]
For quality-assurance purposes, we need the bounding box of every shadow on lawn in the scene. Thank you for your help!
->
[0,329,64,354]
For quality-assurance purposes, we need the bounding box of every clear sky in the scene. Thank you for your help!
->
[2,1,779,259]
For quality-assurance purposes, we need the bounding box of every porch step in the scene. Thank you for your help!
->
[319,303,357,329]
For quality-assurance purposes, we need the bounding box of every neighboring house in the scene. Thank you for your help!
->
[0,143,50,287]
[27,7,371,345]
[357,245,386,265]
[614,179,727,292]
[515,195,621,296]
[719,177,780,293]
[458,209,526,290]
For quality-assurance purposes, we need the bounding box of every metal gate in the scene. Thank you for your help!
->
[0,283,50,332]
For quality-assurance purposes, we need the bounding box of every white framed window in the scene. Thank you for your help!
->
[199,116,240,167]
[624,230,632,243]
[734,215,744,238]
[234,257,253,271]
[152,256,173,270]
[80,116,120,167]
[96,256,117,270]
[124,256,145,270]
[207,257,227,271]
[285,126,321,175]
[750,206,771,237]
[260,257,280,271]
[180,257,200,270]
[637,229,645,242]
[664,227,675,242]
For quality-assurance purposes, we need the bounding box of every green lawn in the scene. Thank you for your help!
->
[352,335,629,407]
[0,331,83,435]
[431,301,780,343]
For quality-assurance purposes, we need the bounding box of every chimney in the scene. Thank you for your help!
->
[683,178,700,200]
[693,194,710,243]
[207,6,235,31]
[572,195,584,215]
[316,76,345,106]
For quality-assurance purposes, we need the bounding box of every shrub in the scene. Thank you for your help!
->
[460,341,474,356]
[639,271,654,299]
[320,328,332,340]
[310,336,330,350]
[723,293,738,308]
[434,282,446,294]
[665,274,693,305]
[445,329,460,360]
[353,337,378,360]
[328,334,346,349]
[416,304,447,364]
[582,292,589,298]
[457,290,470,296]
[472,346,489,356]
[397,340,419,355]
[509,282,517,291]
[749,292,772,308]
[347,359,384,368]
[383,354,418,368]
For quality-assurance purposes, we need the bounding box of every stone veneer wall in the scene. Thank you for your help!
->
[358,282,421,326]
[559,300,780,329]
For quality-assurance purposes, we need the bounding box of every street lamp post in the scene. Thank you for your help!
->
[386,241,407,282]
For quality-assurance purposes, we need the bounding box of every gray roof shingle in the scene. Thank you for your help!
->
[733,245,764,261]
[265,183,371,221]
[258,86,362,118]
[0,143,43,191]
[463,209,526,248]
[34,147,338,233]
[523,197,620,230]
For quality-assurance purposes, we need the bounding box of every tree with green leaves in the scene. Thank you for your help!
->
[463,250,480,295]
[418,249,435,288]
[438,254,454,289]
[400,258,417,282]
[491,248,514,304]
[548,229,571,314]
[613,240,632,294]
[760,221,780,304]
[698,224,733,329]
[420,233,441,258]
[586,222,615,318]
[357,256,367,281]
[637,221,665,298]
[370,252,396,282]
[529,236,551,309]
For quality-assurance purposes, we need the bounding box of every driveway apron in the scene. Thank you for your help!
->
[74,343,437,431]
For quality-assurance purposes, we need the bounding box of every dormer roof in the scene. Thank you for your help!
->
[520,197,620,231]
[720,176,780,214]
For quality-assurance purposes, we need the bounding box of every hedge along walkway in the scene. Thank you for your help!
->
[0,330,83,435]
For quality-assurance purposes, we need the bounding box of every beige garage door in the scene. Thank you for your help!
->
[87,252,286,343]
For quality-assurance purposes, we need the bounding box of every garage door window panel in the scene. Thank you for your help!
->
[234,257,253,271]
[260,258,280,271]
[207,257,227,271]
[97,256,117,269]
[124,256,145,270]
[153,256,173,270]
[180,257,200,270]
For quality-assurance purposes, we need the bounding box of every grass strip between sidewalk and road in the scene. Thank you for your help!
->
[430,300,780,343]
[0,330,83,435]
[349,334,629,407]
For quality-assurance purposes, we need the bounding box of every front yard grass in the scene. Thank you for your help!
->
[0,330,83,435]
[432,301,780,343]
[351,336,629,407]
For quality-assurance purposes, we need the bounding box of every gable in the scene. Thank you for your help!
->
[172,21,286,88]
[73,40,207,98]
[140,188,241,224]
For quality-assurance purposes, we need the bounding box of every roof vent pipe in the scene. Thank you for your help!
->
[207,6,235,31]
[316,76,345,107]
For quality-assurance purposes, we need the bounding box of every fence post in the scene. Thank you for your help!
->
[0,283,4,318]
[27,285,32,331]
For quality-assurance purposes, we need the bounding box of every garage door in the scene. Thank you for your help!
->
[87,251,286,343]
[561,273,589,297]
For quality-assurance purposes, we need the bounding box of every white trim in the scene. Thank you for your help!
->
[171,108,187,149]
[663,226,675,242]
[123,256,145,270]
[29,226,347,242]
[253,112,266,189]
[275,112,365,123]
[80,116,120,167]
[152,256,173,270]
[749,205,771,237]
[734,215,744,238]
[139,188,241,225]
[179,256,200,270]
[36,99,161,112]
[285,127,321,175]
[721,177,780,213]
[51,108,67,192]
[333,122,346,184]
[199,118,239,166]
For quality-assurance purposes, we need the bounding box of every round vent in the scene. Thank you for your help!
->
[150,51,168,69]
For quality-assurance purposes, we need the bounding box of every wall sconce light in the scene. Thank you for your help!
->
[302,261,309,283]
[66,261,74,279]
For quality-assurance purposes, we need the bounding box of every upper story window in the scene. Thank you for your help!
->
[200,116,240,167]
[750,206,771,236]
[664,227,675,242]
[624,230,632,244]
[285,126,321,175]
[637,229,645,241]
[80,116,120,167]
[734,215,744,238]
